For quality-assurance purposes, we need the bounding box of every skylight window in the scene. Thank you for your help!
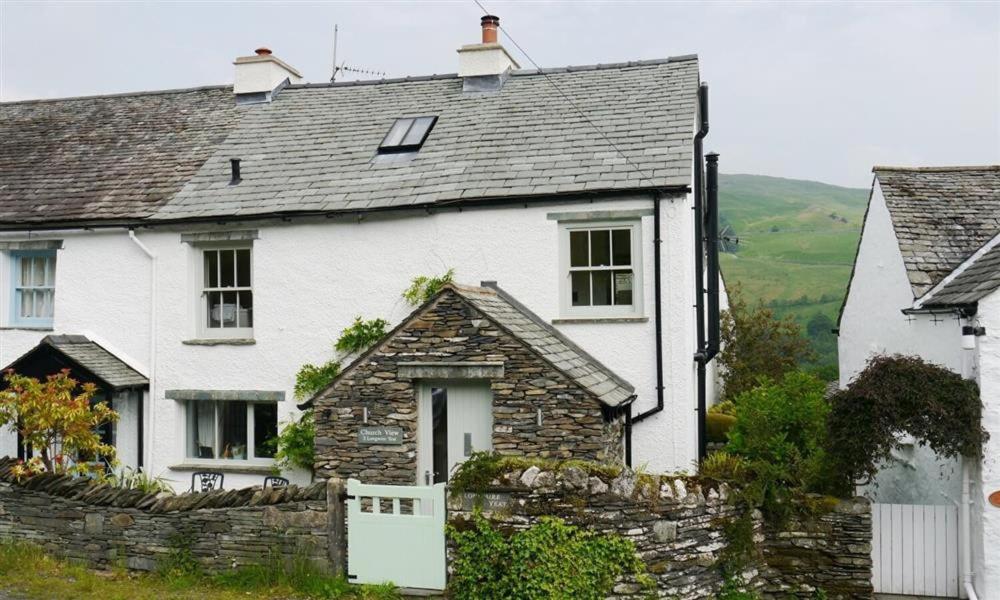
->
[378,116,437,153]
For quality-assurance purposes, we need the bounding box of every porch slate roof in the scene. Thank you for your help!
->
[453,283,635,408]
[1,335,149,390]
[0,86,240,225]
[875,165,1000,297]
[920,232,1000,307]
[154,57,699,220]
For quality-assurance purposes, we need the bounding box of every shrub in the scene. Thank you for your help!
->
[402,268,454,306]
[106,467,174,494]
[448,515,649,599]
[335,316,389,355]
[699,451,749,482]
[269,410,316,473]
[724,371,830,519]
[718,286,814,401]
[824,354,986,496]
[0,370,118,476]
[294,360,341,401]
[706,412,737,443]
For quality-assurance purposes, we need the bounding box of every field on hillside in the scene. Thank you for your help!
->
[718,174,869,376]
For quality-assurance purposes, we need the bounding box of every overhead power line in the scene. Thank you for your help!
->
[472,0,660,188]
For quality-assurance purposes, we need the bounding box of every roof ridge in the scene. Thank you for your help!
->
[286,54,697,91]
[873,165,1000,173]
[1,84,232,106]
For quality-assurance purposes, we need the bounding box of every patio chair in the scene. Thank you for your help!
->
[190,471,223,493]
[263,475,289,489]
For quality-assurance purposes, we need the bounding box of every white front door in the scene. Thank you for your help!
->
[417,381,493,485]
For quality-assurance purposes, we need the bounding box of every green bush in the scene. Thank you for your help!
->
[724,371,830,520]
[402,268,454,305]
[335,317,389,355]
[294,360,342,400]
[824,354,986,496]
[448,515,649,600]
[269,410,316,472]
[707,412,737,443]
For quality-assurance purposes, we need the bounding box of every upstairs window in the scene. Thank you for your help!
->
[559,222,643,319]
[378,116,437,153]
[201,246,253,338]
[10,250,56,328]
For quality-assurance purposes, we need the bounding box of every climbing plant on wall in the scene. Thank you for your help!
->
[824,354,987,497]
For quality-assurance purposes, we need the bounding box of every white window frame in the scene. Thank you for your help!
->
[184,400,277,465]
[558,220,644,318]
[197,243,253,339]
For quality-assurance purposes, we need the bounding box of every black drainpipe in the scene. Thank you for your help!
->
[626,84,709,467]
[691,83,711,462]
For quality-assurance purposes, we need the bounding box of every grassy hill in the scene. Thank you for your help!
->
[718,174,870,375]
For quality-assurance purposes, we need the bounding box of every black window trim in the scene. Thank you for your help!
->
[378,116,438,154]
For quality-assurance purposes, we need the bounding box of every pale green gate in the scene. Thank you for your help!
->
[346,479,447,590]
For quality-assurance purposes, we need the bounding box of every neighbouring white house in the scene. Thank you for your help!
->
[0,17,724,493]
[838,165,1000,599]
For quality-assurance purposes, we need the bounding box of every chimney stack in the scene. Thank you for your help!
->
[480,15,499,44]
[457,14,519,93]
[233,47,303,104]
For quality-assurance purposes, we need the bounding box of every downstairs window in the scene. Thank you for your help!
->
[186,401,277,461]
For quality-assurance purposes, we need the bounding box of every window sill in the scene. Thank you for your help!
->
[551,316,649,325]
[169,462,276,475]
[182,338,256,346]
[0,326,55,332]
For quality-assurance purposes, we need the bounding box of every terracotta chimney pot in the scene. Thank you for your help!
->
[481,15,500,44]
[254,47,273,56]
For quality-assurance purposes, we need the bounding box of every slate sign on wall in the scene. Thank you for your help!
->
[358,426,404,445]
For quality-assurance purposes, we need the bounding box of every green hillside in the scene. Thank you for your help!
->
[718,174,869,375]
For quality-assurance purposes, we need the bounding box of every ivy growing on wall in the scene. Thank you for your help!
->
[824,354,987,496]
[447,515,651,599]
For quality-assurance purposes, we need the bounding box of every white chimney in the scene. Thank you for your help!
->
[457,15,519,92]
[233,47,303,103]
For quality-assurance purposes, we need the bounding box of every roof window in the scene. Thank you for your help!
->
[378,116,437,153]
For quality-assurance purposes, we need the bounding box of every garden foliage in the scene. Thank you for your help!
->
[0,370,118,477]
[447,515,649,600]
[824,354,986,496]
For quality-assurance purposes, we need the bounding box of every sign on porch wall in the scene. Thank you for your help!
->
[358,426,404,445]
[460,492,513,512]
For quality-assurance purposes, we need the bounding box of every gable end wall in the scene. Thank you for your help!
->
[312,290,622,484]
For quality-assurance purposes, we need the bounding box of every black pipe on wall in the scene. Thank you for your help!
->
[705,152,721,359]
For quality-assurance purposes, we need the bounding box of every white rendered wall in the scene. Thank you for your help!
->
[974,289,1000,596]
[0,193,701,490]
[838,181,965,505]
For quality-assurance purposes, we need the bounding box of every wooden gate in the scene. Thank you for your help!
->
[346,479,447,590]
[871,503,960,597]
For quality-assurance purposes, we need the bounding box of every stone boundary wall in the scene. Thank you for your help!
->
[0,457,338,573]
[448,465,874,600]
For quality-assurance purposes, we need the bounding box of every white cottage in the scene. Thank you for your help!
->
[838,165,1000,598]
[0,17,723,494]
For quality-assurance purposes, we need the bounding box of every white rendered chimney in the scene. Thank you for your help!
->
[457,15,519,91]
[233,47,303,103]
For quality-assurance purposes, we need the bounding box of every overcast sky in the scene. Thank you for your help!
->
[1,1,997,188]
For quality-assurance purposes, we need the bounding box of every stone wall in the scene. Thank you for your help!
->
[0,457,334,573]
[448,464,874,600]
[313,289,623,484]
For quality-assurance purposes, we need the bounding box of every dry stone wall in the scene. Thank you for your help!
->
[313,290,623,484]
[0,457,332,573]
[449,464,874,600]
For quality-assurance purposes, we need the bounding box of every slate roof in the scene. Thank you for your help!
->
[155,57,699,220]
[920,232,1000,307]
[3,335,149,390]
[875,166,1000,296]
[453,283,635,407]
[0,86,240,225]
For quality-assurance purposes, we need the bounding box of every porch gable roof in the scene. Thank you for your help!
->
[0,335,148,392]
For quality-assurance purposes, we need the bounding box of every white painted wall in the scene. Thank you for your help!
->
[973,288,1000,597]
[0,192,704,490]
[838,180,966,505]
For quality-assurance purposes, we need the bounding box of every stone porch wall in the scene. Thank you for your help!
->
[0,457,335,572]
[448,465,874,599]
[313,290,623,484]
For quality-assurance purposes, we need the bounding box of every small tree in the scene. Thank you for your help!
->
[0,370,118,475]
[718,286,814,401]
